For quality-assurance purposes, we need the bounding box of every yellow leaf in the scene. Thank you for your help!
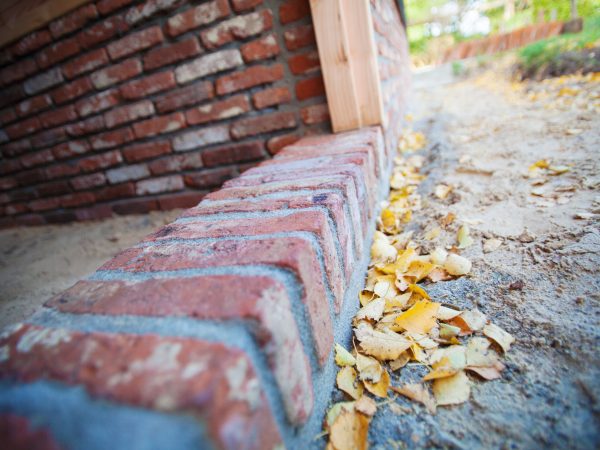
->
[356,353,383,383]
[459,309,487,332]
[392,383,436,414]
[326,401,355,428]
[355,323,412,361]
[439,323,462,340]
[483,323,515,353]
[389,352,410,371]
[529,159,550,171]
[354,395,377,417]
[396,248,416,273]
[337,366,364,400]
[381,208,397,232]
[395,300,439,334]
[364,369,390,398]
[424,226,441,240]
[443,253,472,276]
[335,344,356,367]
[329,410,369,450]
[432,370,471,406]
[355,297,385,322]
[359,290,375,307]
[371,235,397,264]
[434,184,452,200]
[436,305,462,321]
[407,283,430,300]
[373,278,398,299]
[405,260,435,283]
[457,225,474,249]
[384,292,411,312]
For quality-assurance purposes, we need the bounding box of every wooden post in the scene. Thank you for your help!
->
[309,0,384,133]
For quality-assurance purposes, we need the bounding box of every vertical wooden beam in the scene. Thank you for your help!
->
[309,0,384,133]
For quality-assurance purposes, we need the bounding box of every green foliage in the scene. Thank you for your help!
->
[532,0,599,22]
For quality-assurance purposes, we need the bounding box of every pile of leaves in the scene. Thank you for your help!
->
[324,131,515,450]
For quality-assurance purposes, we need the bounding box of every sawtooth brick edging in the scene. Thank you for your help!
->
[0,126,391,450]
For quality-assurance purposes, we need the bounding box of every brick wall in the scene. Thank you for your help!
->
[0,127,390,450]
[0,0,330,227]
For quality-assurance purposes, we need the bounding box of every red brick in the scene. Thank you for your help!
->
[231,0,263,12]
[11,30,52,56]
[65,115,105,137]
[200,9,272,49]
[107,26,163,60]
[50,4,98,38]
[0,108,17,126]
[24,68,64,96]
[70,172,107,190]
[132,113,186,139]
[284,24,315,51]
[51,140,91,159]
[166,0,230,37]
[288,50,320,75]
[74,203,113,221]
[76,89,120,117]
[0,158,21,175]
[16,94,52,118]
[216,63,284,95]
[78,149,123,172]
[174,49,242,84]
[39,105,78,128]
[30,126,67,148]
[45,162,80,180]
[0,324,284,449]
[171,124,229,152]
[4,203,28,215]
[6,117,42,139]
[104,101,155,129]
[29,197,61,211]
[91,58,142,90]
[1,140,31,158]
[60,191,95,208]
[240,34,280,62]
[184,166,237,188]
[45,210,78,223]
[96,182,135,201]
[51,76,94,104]
[125,0,183,25]
[202,141,264,167]
[0,58,37,86]
[79,15,129,48]
[63,49,109,79]
[148,153,203,175]
[136,175,183,195]
[120,71,175,100]
[97,0,134,15]
[13,214,45,226]
[0,177,18,190]
[0,414,61,450]
[231,111,296,140]
[295,75,325,100]
[90,128,134,150]
[186,95,250,125]
[301,103,329,125]
[252,86,291,109]
[36,38,81,69]
[154,80,214,113]
[20,149,53,168]
[279,0,310,24]
[112,197,159,214]
[266,132,300,154]
[157,191,206,209]
[143,38,202,71]
[106,164,150,184]
[36,180,71,197]
[122,141,172,163]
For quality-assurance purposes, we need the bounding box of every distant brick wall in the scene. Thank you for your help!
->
[0,0,330,227]
[0,127,390,450]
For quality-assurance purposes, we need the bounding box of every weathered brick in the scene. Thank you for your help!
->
[0,324,283,449]
[184,166,236,188]
[175,49,242,84]
[231,0,263,12]
[0,108,17,126]
[202,141,264,167]
[20,149,54,168]
[0,85,25,109]
[78,149,122,172]
[166,0,230,37]
[107,163,150,184]
[200,9,273,49]
[45,162,80,180]
[125,0,182,25]
[0,58,37,86]
[120,71,176,100]
[186,95,250,125]
[29,196,60,211]
[65,115,105,136]
[157,191,206,209]
[240,33,279,62]
[97,0,134,15]
[91,58,142,90]
[122,141,172,163]
[148,153,203,175]
[301,103,329,125]
[284,24,315,51]
[51,77,94,104]
[35,180,71,197]
[13,213,45,226]
[45,210,78,223]
[6,117,42,140]
[132,113,186,139]
[38,104,78,128]
[154,81,214,113]
[51,140,91,159]
[16,94,52,118]
[0,414,62,450]
[0,158,21,175]
[112,197,158,214]
[143,38,202,71]
[231,111,296,140]
[252,86,291,109]
[63,49,109,79]
[74,203,113,221]
[136,175,183,195]
[266,133,300,155]
[5,202,29,215]
[60,191,95,208]
[295,75,325,100]
[104,101,155,129]
[172,124,229,152]
[50,4,98,38]
[216,63,283,95]
[107,26,163,60]
[30,126,67,148]
[79,15,129,48]
[0,177,18,190]
[90,128,134,150]
[36,38,81,69]
[24,68,64,95]
[70,172,107,190]
[288,50,320,75]
[279,0,310,24]
[11,30,52,56]
[96,182,135,201]
[75,89,120,117]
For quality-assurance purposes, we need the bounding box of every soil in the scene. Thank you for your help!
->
[367,65,600,449]
[0,210,181,330]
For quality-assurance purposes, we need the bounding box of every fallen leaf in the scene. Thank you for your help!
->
[443,253,472,276]
[329,410,369,450]
[354,396,377,417]
[457,309,487,332]
[335,343,356,367]
[326,401,355,428]
[435,184,452,200]
[424,226,441,240]
[373,278,398,299]
[483,238,502,253]
[483,323,515,353]
[355,323,412,360]
[395,300,440,334]
[359,290,375,307]
[466,365,503,380]
[440,212,456,228]
[392,383,436,414]
[432,370,471,406]
[389,352,410,371]
[407,283,431,300]
[356,353,383,383]
[337,366,364,400]
[436,305,462,321]
[355,297,385,322]
[371,233,398,264]
[381,208,397,232]
[439,322,462,340]
[457,225,474,248]
[429,247,448,265]
[364,369,390,398]
[427,267,452,282]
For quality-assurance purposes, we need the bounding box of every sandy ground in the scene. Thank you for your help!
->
[0,210,181,329]
[366,65,600,449]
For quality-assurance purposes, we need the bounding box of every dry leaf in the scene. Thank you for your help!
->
[359,290,375,307]
[364,369,390,398]
[429,247,448,265]
[443,254,472,276]
[373,278,398,299]
[389,352,410,371]
[395,300,440,334]
[355,297,385,322]
[466,366,503,380]
[354,396,377,417]
[435,184,453,200]
[428,267,452,282]
[392,383,436,414]
[424,226,441,240]
[436,305,462,321]
[432,370,471,406]
[356,353,383,383]
[335,343,356,367]
[329,410,369,450]
[457,225,474,248]
[483,323,515,353]
[483,238,502,253]
[355,323,412,360]
[326,401,355,428]
[337,366,364,400]
[440,212,456,227]
[439,322,462,340]
[458,309,487,332]
[405,260,435,283]
[371,233,398,264]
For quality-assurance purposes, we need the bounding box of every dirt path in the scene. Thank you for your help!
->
[0,210,180,330]
[367,68,599,449]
